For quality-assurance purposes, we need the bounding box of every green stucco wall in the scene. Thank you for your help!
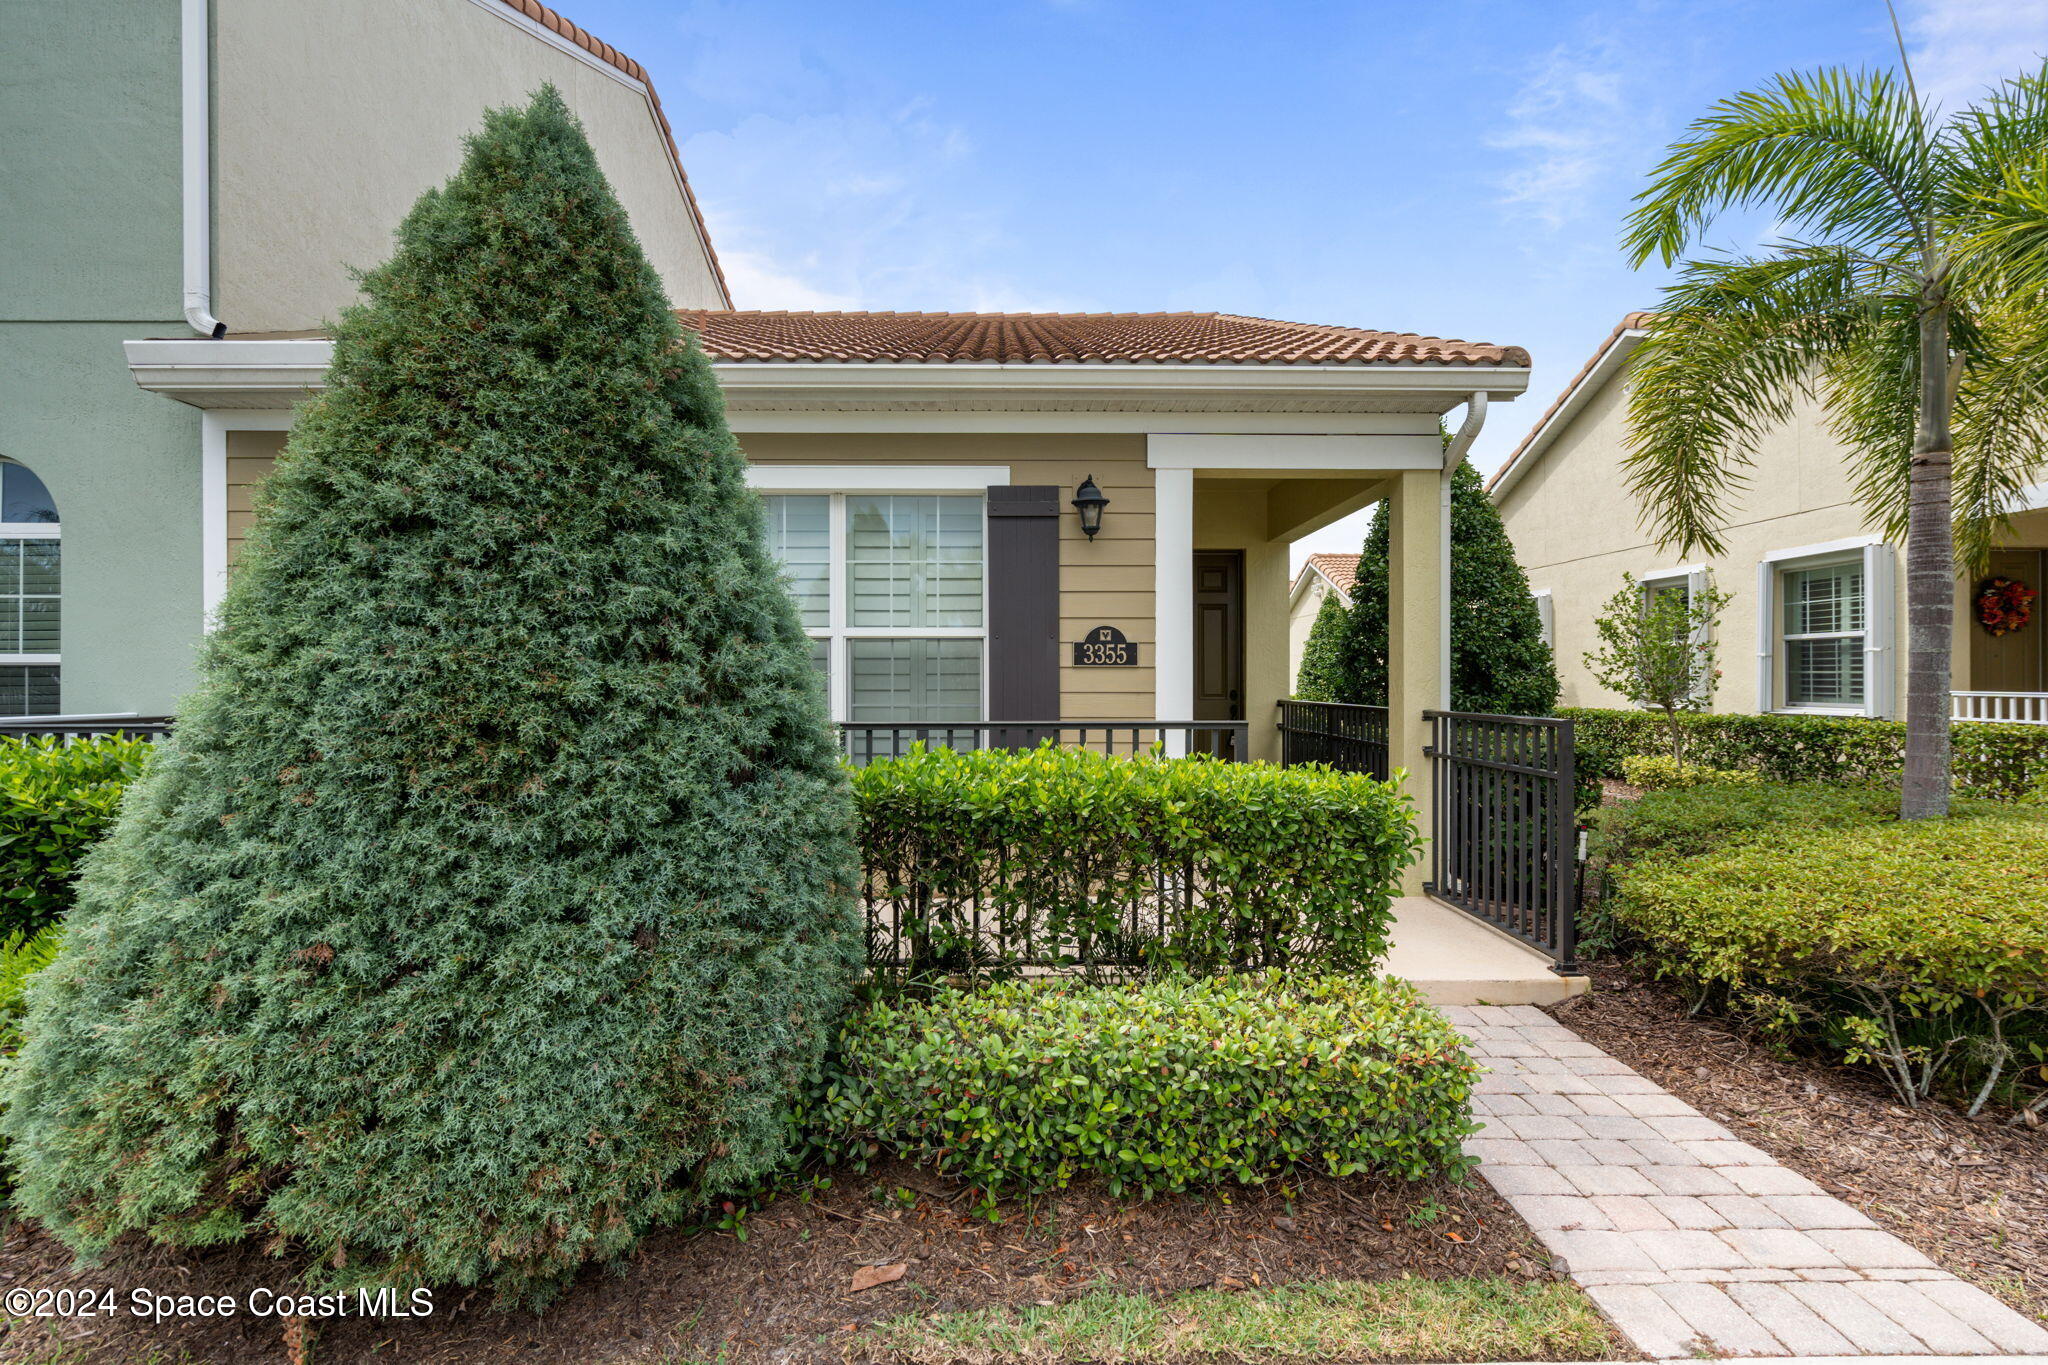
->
[0,0,202,715]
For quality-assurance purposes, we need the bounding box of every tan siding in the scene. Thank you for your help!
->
[225,430,288,566]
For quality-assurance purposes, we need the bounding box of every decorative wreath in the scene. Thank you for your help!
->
[1975,576,2037,637]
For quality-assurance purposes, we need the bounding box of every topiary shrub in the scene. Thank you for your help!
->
[1293,592,1349,701]
[1336,460,1559,715]
[804,973,1475,1199]
[0,89,858,1301]
[851,744,1418,980]
[0,736,152,936]
[1620,754,1761,791]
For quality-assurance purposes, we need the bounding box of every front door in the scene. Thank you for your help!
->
[1193,551,1244,757]
[1975,549,2045,693]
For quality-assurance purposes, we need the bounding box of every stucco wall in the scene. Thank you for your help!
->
[214,0,726,333]
[0,1,200,717]
[1496,363,1912,715]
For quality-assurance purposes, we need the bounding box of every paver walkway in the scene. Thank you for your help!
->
[1445,1005,2048,1359]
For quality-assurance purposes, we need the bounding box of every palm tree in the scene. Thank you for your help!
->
[1621,52,2048,818]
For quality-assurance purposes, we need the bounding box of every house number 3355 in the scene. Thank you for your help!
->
[1072,625,1138,666]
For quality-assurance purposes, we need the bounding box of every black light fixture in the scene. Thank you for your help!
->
[1071,474,1110,540]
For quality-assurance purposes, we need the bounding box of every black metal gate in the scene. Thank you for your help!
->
[1276,701,1389,780]
[1423,710,1579,972]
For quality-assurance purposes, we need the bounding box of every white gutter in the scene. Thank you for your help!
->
[182,0,223,337]
[1438,392,1488,709]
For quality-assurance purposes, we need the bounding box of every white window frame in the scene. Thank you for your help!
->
[1757,536,1895,718]
[1530,588,1554,650]
[750,467,1007,724]
[1639,564,1712,704]
[1,461,62,716]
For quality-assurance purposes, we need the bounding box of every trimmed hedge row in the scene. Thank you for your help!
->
[802,973,1475,1199]
[0,737,151,937]
[1564,707,2048,800]
[851,744,1419,979]
[1596,784,2048,1113]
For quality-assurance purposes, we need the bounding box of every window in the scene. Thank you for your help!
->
[761,492,986,726]
[1638,567,1711,703]
[1780,559,1866,708]
[0,459,59,716]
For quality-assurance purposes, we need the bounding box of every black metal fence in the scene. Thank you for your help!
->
[1423,710,1579,972]
[839,721,1248,765]
[0,715,174,742]
[1276,701,1390,780]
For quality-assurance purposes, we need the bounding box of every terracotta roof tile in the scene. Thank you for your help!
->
[1305,553,1362,594]
[673,310,1530,367]
[493,0,730,306]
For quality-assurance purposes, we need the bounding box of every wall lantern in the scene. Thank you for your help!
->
[1071,475,1110,540]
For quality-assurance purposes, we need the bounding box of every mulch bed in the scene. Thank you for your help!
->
[0,1160,1570,1365]
[1551,962,2048,1322]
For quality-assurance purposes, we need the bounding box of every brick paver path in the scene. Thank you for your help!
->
[1447,1005,2048,1358]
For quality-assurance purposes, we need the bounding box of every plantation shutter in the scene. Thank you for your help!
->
[986,485,1060,748]
[1755,560,1776,712]
[1685,568,1711,703]
[1862,542,1896,719]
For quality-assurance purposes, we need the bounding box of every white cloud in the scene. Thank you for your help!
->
[1489,41,1632,231]
[1905,0,2048,111]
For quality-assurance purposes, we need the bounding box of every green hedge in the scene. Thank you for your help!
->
[1565,707,2048,799]
[1598,784,2048,1113]
[1620,755,1761,791]
[803,973,1475,1199]
[851,744,1419,979]
[0,738,151,937]
[0,928,62,1200]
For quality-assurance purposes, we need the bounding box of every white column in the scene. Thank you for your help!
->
[1153,466,1194,752]
[200,412,229,629]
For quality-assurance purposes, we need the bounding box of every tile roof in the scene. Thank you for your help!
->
[492,0,730,306]
[1486,311,1655,493]
[673,310,1530,367]
[1305,553,1363,595]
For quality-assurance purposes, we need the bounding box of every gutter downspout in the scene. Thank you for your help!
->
[182,0,224,337]
[1438,392,1488,710]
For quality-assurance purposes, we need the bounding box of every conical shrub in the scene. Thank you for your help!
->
[0,88,859,1300]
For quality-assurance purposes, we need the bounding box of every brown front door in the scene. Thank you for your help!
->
[1193,551,1244,756]
[1974,549,2045,693]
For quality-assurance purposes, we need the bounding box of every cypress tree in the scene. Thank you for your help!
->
[0,89,858,1300]
[1335,460,1560,715]
[1293,592,1349,701]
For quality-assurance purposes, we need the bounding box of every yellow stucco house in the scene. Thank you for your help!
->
[1493,313,2048,726]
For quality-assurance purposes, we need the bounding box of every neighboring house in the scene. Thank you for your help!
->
[1492,313,2048,724]
[1287,552,1360,681]
[3,0,727,720]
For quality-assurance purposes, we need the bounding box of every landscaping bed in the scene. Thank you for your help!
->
[0,1162,1622,1365]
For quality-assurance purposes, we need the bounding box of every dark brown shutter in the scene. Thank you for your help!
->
[986,485,1060,748]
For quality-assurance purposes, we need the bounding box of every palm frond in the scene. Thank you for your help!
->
[1952,301,2048,568]
[1625,68,1929,268]
[1943,66,2048,288]
[1623,250,1895,554]
[1820,302,1920,545]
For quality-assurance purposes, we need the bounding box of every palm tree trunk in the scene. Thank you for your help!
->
[1901,287,1954,819]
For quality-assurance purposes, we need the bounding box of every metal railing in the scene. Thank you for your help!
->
[0,714,174,742]
[839,721,1247,765]
[1423,710,1580,974]
[1276,701,1390,780]
[1953,691,2048,726]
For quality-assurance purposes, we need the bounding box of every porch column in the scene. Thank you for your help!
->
[1154,466,1195,755]
[1387,466,1444,896]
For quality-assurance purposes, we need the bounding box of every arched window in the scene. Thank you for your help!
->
[0,459,59,716]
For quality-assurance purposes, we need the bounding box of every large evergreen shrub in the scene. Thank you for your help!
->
[1292,592,1348,701]
[1334,461,1558,715]
[0,90,858,1300]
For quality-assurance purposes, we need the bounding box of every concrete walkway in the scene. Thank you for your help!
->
[1386,897,1590,1006]
[1445,1005,2048,1359]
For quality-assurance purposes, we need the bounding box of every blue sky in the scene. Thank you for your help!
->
[560,0,2047,564]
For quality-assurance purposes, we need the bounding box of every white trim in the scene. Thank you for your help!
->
[180,0,220,336]
[1862,541,1896,720]
[1755,560,1776,712]
[0,526,60,540]
[460,0,648,90]
[1289,562,1354,612]
[1530,589,1555,650]
[1759,534,1883,566]
[746,465,1009,493]
[1639,563,1706,586]
[1145,433,1441,471]
[1489,321,1649,500]
[1763,542,1887,718]
[729,411,1435,436]
[1154,468,1195,754]
[202,412,294,629]
[2019,481,2048,512]
[0,655,60,667]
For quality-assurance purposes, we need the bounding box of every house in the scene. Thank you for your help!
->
[1492,313,2048,725]
[1287,553,1360,683]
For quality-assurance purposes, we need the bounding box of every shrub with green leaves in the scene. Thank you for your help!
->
[0,927,62,1200]
[1564,707,2048,799]
[1620,754,1761,791]
[851,744,1419,979]
[0,737,152,936]
[805,973,1475,1198]
[1293,592,1349,701]
[0,90,858,1302]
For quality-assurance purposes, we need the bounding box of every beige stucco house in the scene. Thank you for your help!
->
[1492,313,2048,724]
[1287,552,1360,682]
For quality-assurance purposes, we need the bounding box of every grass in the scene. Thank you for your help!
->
[859,1276,1621,1363]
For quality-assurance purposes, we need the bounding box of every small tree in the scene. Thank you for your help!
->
[1583,574,1731,766]
[0,90,858,1301]
[1294,592,1349,700]
[1335,460,1560,714]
